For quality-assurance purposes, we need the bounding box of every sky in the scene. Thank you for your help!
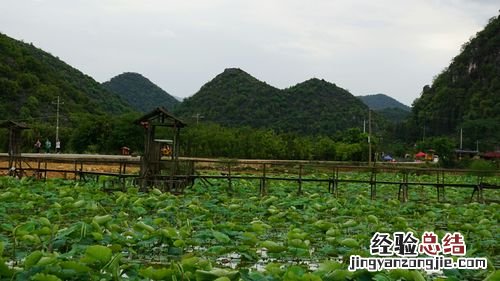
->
[1,0,498,106]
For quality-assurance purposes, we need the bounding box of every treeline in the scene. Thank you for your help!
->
[1,113,144,155]
[1,115,465,167]
[2,117,378,161]
[179,123,374,161]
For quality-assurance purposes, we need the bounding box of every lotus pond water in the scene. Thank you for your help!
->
[0,174,498,280]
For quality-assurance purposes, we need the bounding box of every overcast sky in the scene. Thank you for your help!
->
[1,0,498,105]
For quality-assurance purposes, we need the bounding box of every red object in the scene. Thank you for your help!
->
[441,232,466,256]
[415,152,426,158]
[482,151,500,159]
[120,146,130,155]
[419,232,442,256]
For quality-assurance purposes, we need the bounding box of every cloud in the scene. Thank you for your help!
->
[0,0,497,106]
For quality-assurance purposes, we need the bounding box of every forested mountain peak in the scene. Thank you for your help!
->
[358,94,410,111]
[288,78,334,90]
[175,68,379,136]
[199,67,279,94]
[0,32,131,123]
[411,14,500,150]
[102,72,179,112]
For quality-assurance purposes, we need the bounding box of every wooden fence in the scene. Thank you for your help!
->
[0,154,498,203]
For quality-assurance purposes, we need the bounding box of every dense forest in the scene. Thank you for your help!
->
[358,94,411,123]
[175,68,386,136]
[0,33,131,121]
[0,32,137,153]
[410,15,500,151]
[102,72,179,113]
[358,94,410,111]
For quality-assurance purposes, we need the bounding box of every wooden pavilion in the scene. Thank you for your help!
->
[135,107,194,192]
[0,120,29,177]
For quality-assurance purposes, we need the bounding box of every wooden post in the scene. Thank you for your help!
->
[398,170,409,202]
[370,168,377,200]
[298,164,303,194]
[44,161,48,180]
[227,162,232,194]
[37,159,41,180]
[260,163,267,196]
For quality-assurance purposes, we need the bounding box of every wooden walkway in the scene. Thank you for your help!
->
[0,154,498,203]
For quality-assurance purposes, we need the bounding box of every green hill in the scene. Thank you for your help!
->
[174,68,283,128]
[411,14,500,149]
[358,94,410,111]
[0,33,132,122]
[102,72,179,112]
[357,94,411,123]
[281,78,373,135]
[175,68,379,136]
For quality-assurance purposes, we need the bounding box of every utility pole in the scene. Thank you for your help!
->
[363,119,366,134]
[52,96,64,141]
[192,113,204,125]
[368,110,372,165]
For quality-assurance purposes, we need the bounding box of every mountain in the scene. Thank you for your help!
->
[358,94,410,111]
[0,33,132,122]
[102,72,180,112]
[281,78,373,134]
[175,68,379,136]
[358,94,410,123]
[175,68,283,128]
[411,14,500,149]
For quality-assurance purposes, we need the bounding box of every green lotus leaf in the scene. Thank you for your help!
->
[134,221,155,233]
[261,241,286,253]
[35,226,52,236]
[484,270,500,281]
[367,215,379,224]
[173,239,185,247]
[341,219,357,228]
[0,257,14,277]
[31,273,62,281]
[206,245,228,255]
[340,238,359,248]
[477,229,493,238]
[36,255,58,266]
[72,200,85,208]
[212,230,231,244]
[181,256,212,273]
[313,220,333,231]
[92,215,112,225]
[59,261,91,273]
[139,266,174,280]
[288,238,309,249]
[24,250,43,269]
[39,217,51,227]
[195,268,240,281]
[13,222,36,237]
[240,232,258,246]
[160,227,179,239]
[82,245,112,265]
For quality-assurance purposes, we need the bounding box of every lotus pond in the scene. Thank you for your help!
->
[0,174,498,281]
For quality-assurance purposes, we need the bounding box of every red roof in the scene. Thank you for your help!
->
[415,152,426,158]
[482,151,500,159]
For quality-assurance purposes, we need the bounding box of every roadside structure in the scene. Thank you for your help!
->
[0,120,29,177]
[134,107,193,192]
